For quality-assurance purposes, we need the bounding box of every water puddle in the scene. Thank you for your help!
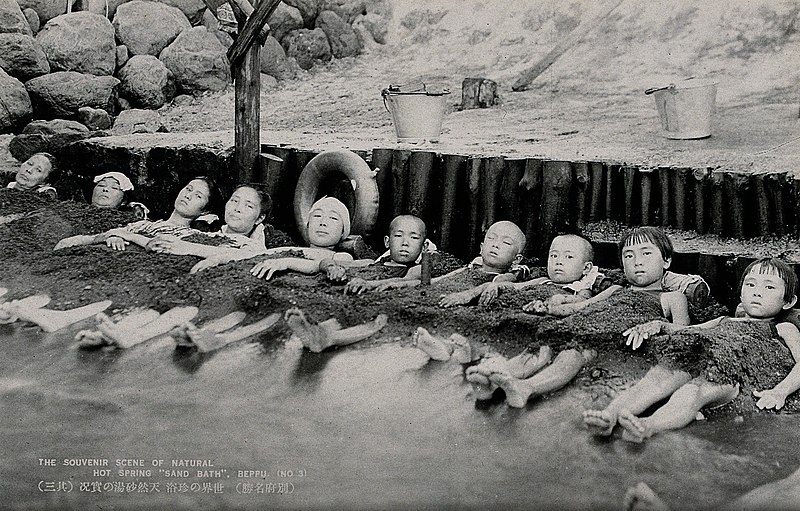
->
[0,323,796,510]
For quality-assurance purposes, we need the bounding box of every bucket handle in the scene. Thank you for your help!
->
[644,84,676,95]
[382,82,450,112]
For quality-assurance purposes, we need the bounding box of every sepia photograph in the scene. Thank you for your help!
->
[1,0,799,509]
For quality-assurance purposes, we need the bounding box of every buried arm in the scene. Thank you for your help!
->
[753,323,800,410]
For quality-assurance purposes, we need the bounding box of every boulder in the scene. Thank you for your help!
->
[15,0,68,24]
[269,2,302,42]
[213,29,232,49]
[22,8,39,34]
[111,108,165,135]
[36,12,116,76]
[0,0,32,35]
[116,44,129,69]
[282,0,318,27]
[282,27,330,70]
[0,68,32,133]
[77,106,113,130]
[117,96,131,110]
[119,54,176,109]
[352,11,387,45]
[315,9,360,58]
[320,0,390,23]
[156,0,205,25]
[260,72,277,89]
[106,0,129,19]
[113,1,191,57]
[171,93,193,106]
[0,33,50,81]
[25,71,119,118]
[201,8,217,31]
[8,118,91,161]
[159,26,230,95]
[259,35,294,80]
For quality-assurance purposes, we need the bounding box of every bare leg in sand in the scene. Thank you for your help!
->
[623,465,800,511]
[465,346,554,400]
[617,378,739,443]
[411,327,482,363]
[284,308,388,353]
[187,313,281,352]
[489,349,596,408]
[582,365,692,436]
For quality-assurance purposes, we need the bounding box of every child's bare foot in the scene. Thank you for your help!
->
[618,410,651,443]
[507,346,553,377]
[488,370,529,408]
[450,333,478,364]
[284,308,330,353]
[583,409,618,436]
[411,327,453,361]
[622,482,670,511]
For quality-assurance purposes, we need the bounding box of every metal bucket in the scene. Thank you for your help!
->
[646,79,718,139]
[382,84,450,143]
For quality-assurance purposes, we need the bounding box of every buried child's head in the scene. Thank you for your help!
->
[547,234,594,284]
[618,226,673,288]
[385,215,427,265]
[739,258,798,319]
[307,197,351,249]
[480,221,526,272]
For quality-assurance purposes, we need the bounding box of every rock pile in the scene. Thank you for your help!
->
[0,0,390,157]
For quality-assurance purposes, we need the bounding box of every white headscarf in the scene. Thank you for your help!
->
[93,172,134,191]
[309,196,351,239]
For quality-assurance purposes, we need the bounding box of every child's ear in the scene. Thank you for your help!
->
[384,235,390,249]
[783,295,798,310]
[513,253,523,264]
[582,261,593,276]
[662,257,672,270]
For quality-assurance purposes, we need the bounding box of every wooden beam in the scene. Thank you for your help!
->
[227,0,280,68]
[511,0,625,92]
[234,44,261,182]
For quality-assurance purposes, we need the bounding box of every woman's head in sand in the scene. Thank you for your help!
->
[618,226,673,288]
[307,197,350,248]
[15,153,55,190]
[739,258,798,319]
[225,184,271,235]
[385,215,426,264]
[480,221,525,271]
[548,234,594,284]
[92,172,133,209]
[173,177,215,219]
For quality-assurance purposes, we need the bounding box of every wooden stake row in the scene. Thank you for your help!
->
[258,145,800,262]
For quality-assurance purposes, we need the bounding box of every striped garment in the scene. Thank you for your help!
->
[124,219,198,239]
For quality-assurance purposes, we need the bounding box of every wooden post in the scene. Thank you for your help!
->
[723,173,748,238]
[234,45,260,183]
[461,78,498,109]
[440,154,468,251]
[407,151,437,221]
[468,157,484,254]
[228,0,281,182]
[500,158,527,226]
[658,167,671,227]
[573,161,590,229]
[766,173,787,236]
[709,172,724,236]
[588,162,604,222]
[390,150,411,217]
[639,168,654,226]
[623,165,636,225]
[521,158,543,258]
[673,167,690,230]
[482,156,504,230]
[751,174,771,237]
[538,160,572,257]
[692,168,709,234]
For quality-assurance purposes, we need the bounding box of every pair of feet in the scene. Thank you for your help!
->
[465,346,554,401]
[411,327,480,363]
[583,408,659,443]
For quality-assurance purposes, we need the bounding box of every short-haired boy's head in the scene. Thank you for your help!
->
[617,226,673,264]
[547,234,594,284]
[384,215,427,264]
[480,220,526,271]
[739,258,798,306]
[307,196,351,248]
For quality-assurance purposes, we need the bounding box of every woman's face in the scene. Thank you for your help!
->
[307,206,344,248]
[173,179,211,218]
[15,155,52,190]
[92,177,125,208]
[225,186,264,234]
